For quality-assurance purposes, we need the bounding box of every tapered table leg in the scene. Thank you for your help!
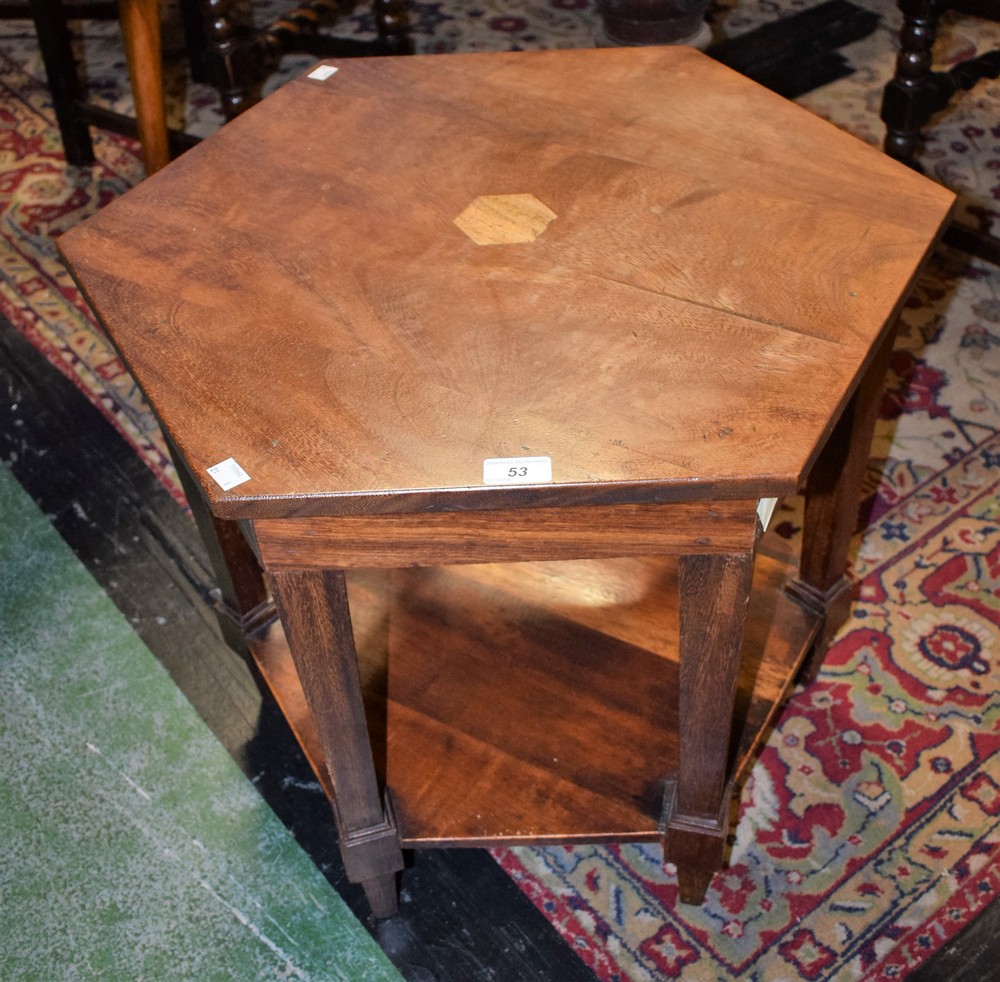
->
[666,538,756,904]
[270,567,404,918]
[788,325,898,676]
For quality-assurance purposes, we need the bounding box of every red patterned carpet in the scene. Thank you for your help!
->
[2,1,999,978]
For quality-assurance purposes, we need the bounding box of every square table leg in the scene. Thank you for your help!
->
[788,324,899,676]
[270,567,405,919]
[665,547,756,904]
[170,451,403,914]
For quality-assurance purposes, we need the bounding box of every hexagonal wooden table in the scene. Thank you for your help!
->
[59,46,955,917]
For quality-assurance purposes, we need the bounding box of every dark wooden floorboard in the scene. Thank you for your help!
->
[907,895,1000,982]
[0,313,596,982]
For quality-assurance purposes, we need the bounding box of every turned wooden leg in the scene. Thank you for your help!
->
[373,0,412,53]
[789,326,898,677]
[119,0,170,174]
[270,568,403,919]
[880,0,940,166]
[200,0,258,119]
[666,541,755,904]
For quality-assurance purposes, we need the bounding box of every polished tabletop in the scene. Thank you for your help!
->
[59,46,955,520]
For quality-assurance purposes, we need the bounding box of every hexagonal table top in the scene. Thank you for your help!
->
[60,46,954,519]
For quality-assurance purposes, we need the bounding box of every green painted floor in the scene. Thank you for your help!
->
[0,462,402,981]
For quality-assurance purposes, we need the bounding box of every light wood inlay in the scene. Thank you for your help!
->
[454,193,558,245]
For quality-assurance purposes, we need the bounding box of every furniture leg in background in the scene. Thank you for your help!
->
[880,0,1000,263]
[200,0,410,119]
[594,0,712,47]
[27,0,100,165]
[26,0,173,172]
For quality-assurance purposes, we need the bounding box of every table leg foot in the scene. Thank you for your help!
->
[663,779,729,905]
[337,794,405,919]
[361,873,400,919]
[271,567,405,919]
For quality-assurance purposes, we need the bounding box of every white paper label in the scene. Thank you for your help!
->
[757,496,778,531]
[207,457,251,491]
[307,65,339,80]
[483,456,552,485]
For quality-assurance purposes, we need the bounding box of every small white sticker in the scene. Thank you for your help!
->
[483,456,552,485]
[757,496,778,531]
[307,65,339,80]
[207,457,251,491]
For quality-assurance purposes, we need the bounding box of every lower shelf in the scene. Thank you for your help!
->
[248,542,820,849]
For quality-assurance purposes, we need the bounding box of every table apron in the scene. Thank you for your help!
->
[250,499,762,569]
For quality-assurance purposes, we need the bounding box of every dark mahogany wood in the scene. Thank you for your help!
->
[245,547,819,850]
[270,567,404,918]
[58,46,954,916]
[167,438,275,655]
[61,49,954,524]
[788,323,900,676]
[667,545,755,903]
[251,500,760,569]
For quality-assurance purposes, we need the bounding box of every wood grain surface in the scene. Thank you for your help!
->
[58,46,955,520]
[248,544,818,847]
[252,499,760,568]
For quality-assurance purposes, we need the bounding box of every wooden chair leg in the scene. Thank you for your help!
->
[118,0,171,173]
[270,567,404,918]
[788,324,899,677]
[199,0,257,120]
[27,0,96,165]
[373,0,411,53]
[881,0,941,165]
[666,541,756,904]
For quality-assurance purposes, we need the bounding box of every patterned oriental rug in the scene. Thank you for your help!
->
[2,0,1000,979]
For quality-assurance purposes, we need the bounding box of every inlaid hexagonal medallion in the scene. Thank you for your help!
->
[454,193,557,245]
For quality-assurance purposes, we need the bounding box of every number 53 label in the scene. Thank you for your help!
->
[483,456,552,485]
